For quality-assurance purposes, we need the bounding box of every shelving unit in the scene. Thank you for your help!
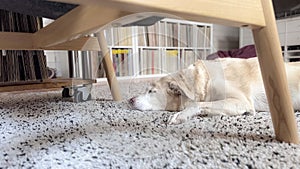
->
[104,18,213,77]
[286,45,300,62]
[240,16,300,62]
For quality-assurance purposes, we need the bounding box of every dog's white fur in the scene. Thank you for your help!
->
[129,57,300,124]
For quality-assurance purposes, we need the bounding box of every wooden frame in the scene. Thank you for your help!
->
[0,32,100,50]
[50,0,265,28]
[0,79,95,93]
[0,0,298,143]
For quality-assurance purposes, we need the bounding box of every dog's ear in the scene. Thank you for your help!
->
[168,81,195,100]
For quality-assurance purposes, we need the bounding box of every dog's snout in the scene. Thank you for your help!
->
[129,97,136,105]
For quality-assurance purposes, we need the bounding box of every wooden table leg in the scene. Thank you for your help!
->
[252,0,299,144]
[96,31,122,101]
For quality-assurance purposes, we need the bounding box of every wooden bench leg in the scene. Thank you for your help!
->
[252,0,299,144]
[96,31,122,101]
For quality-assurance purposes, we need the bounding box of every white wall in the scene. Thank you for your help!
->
[45,51,69,77]
[239,28,254,47]
[43,18,69,77]
[212,24,240,52]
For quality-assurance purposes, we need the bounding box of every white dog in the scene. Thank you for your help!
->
[129,57,300,124]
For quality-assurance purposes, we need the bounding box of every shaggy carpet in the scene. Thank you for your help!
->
[0,78,300,169]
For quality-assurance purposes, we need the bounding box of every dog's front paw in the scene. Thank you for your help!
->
[168,112,188,125]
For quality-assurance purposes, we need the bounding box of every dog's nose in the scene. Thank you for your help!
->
[129,97,136,105]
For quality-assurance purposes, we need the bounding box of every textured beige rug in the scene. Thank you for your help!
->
[0,79,300,168]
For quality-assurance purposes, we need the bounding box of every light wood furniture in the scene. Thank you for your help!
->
[0,0,298,144]
[0,79,96,93]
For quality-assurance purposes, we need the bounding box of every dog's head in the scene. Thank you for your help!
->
[129,70,197,111]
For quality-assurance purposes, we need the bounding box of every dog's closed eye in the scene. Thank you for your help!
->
[148,89,157,94]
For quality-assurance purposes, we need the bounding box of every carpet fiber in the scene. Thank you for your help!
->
[1,79,300,168]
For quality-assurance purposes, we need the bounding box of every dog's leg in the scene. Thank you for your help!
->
[168,98,255,125]
[167,105,201,125]
[200,98,256,116]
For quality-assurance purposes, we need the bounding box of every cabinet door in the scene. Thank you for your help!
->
[286,19,300,33]
[276,21,286,34]
[286,32,300,46]
[278,33,286,46]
